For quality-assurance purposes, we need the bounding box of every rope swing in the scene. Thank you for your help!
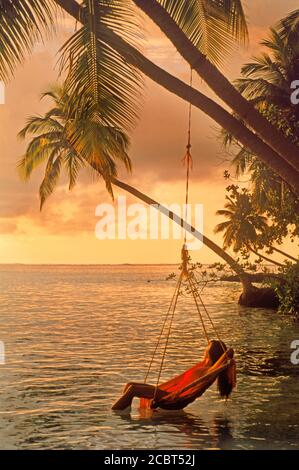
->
[112,70,237,414]
[143,69,229,404]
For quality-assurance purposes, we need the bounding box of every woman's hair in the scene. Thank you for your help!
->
[208,340,227,364]
[207,340,235,399]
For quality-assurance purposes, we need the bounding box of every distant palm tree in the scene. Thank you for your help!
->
[18,86,132,208]
[222,13,299,255]
[1,1,299,192]
[236,17,299,136]
[214,190,284,267]
[230,11,299,177]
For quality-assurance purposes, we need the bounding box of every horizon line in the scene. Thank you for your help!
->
[0,262,184,266]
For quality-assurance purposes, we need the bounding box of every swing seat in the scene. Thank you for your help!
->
[140,348,236,411]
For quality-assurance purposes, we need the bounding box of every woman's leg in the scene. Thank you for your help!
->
[112,383,167,410]
[123,382,140,394]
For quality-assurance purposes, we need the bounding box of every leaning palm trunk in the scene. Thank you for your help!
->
[270,247,297,263]
[110,177,279,308]
[132,0,299,175]
[54,0,299,196]
[105,27,299,195]
[110,176,253,291]
[249,247,284,268]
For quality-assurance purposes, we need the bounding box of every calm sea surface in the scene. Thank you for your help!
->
[0,264,298,450]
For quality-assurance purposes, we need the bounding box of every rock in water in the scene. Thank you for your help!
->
[239,287,279,309]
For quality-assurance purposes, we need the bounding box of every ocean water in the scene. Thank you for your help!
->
[0,264,298,450]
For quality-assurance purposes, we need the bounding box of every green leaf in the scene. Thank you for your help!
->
[158,0,248,66]
[0,0,56,80]
[59,0,143,131]
[18,85,133,207]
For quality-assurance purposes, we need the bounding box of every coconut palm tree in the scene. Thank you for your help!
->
[18,86,133,207]
[0,0,247,78]
[214,189,285,267]
[20,84,284,308]
[61,1,299,193]
[19,85,257,296]
[222,15,299,257]
[57,0,299,193]
[58,0,299,175]
[236,19,299,136]
[1,1,299,193]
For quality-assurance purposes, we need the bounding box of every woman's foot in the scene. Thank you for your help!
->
[112,394,133,410]
[111,405,132,415]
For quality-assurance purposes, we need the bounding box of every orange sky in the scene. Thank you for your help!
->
[0,0,298,264]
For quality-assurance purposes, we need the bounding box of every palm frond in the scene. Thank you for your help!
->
[220,0,248,43]
[18,135,61,180]
[65,109,131,194]
[235,77,286,102]
[59,0,143,132]
[39,152,63,210]
[19,85,133,207]
[223,224,236,250]
[232,146,253,177]
[158,0,248,66]
[18,115,63,139]
[240,53,287,86]
[215,209,233,217]
[277,9,299,41]
[64,149,85,190]
[214,220,231,233]
[0,0,56,80]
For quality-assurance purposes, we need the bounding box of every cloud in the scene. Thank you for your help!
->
[0,220,19,235]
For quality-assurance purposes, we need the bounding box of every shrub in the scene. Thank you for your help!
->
[271,262,299,319]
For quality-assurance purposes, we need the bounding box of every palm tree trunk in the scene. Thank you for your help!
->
[112,176,281,307]
[132,0,299,175]
[249,247,284,267]
[54,0,299,196]
[111,179,279,308]
[110,176,253,292]
[270,247,297,262]
[108,31,299,194]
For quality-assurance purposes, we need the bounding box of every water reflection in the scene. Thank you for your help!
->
[239,347,298,377]
[114,409,234,450]
[0,265,299,449]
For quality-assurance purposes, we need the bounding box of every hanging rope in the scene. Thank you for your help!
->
[189,273,226,354]
[152,272,183,400]
[187,273,210,344]
[181,69,224,351]
[142,67,227,395]
[146,69,195,390]
[144,271,183,384]
[183,68,193,244]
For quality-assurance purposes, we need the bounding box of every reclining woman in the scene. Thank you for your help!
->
[112,340,236,411]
